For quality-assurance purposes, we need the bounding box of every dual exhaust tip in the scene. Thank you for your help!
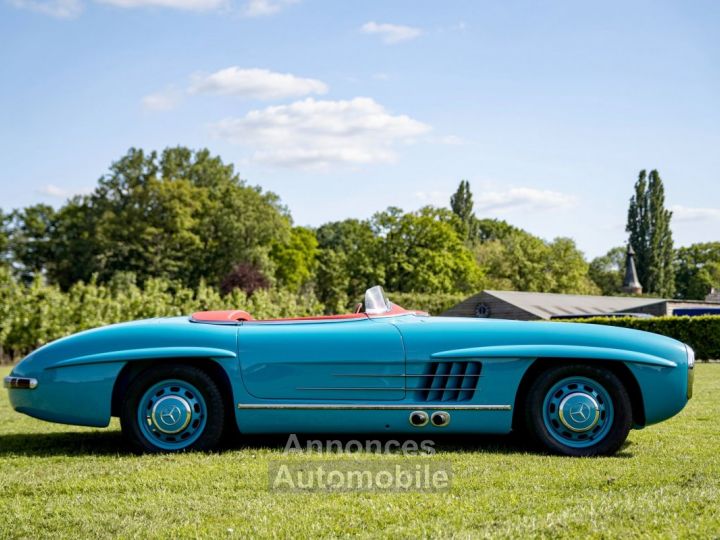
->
[409,410,450,428]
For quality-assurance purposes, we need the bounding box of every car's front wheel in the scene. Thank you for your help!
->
[523,364,632,457]
[120,365,225,453]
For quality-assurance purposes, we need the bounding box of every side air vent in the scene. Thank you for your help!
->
[414,361,482,402]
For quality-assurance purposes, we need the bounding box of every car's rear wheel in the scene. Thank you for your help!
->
[120,365,225,453]
[523,364,632,457]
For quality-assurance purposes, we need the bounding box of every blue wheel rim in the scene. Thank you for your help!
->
[137,379,207,451]
[542,376,614,449]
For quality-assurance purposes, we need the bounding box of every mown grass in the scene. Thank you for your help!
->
[1,364,719,539]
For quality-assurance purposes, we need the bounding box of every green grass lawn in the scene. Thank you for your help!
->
[1,364,719,539]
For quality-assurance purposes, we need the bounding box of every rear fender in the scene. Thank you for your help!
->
[46,347,237,369]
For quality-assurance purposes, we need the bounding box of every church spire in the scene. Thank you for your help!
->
[622,244,643,295]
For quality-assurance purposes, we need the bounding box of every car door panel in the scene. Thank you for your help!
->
[238,319,405,400]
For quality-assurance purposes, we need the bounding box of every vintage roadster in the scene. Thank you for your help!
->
[5,286,694,456]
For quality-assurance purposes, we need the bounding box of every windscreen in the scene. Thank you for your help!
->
[364,285,390,314]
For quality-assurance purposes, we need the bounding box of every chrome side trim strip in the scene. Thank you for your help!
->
[296,387,405,391]
[3,376,38,390]
[237,403,511,411]
[333,374,482,378]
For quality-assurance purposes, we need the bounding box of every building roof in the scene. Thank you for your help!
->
[481,290,665,319]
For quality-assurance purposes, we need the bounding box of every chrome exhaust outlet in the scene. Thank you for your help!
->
[430,411,450,427]
[408,411,429,427]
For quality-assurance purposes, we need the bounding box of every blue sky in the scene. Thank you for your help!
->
[1,0,719,258]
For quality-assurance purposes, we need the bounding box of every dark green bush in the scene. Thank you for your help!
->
[557,315,720,361]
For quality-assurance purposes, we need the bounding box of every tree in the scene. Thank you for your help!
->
[315,219,384,312]
[451,179,474,220]
[674,242,720,299]
[7,204,56,283]
[38,147,291,289]
[474,218,522,243]
[270,226,318,292]
[589,246,626,295]
[373,208,483,293]
[626,169,675,297]
[475,230,599,294]
[0,211,9,267]
[220,262,270,296]
[547,238,599,294]
[451,180,484,242]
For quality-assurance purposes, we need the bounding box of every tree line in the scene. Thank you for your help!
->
[1,147,718,314]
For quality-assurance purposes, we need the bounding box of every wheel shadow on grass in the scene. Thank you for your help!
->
[232,432,635,458]
[0,430,128,457]
[0,430,635,458]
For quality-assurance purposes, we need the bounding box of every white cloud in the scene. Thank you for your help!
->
[210,97,430,169]
[189,67,327,100]
[37,184,92,199]
[97,0,224,10]
[474,187,577,212]
[415,191,450,206]
[360,22,422,44]
[242,0,296,16]
[141,88,183,111]
[671,205,720,222]
[8,0,82,17]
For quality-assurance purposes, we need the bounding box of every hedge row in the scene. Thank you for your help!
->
[0,269,322,362]
[558,315,720,361]
[0,268,466,363]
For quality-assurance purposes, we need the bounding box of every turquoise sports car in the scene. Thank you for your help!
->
[5,286,694,456]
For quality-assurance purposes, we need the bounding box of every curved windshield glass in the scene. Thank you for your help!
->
[364,285,390,314]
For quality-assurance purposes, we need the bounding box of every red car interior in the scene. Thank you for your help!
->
[190,304,427,324]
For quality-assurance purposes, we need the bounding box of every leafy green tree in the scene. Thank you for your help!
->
[42,147,291,289]
[475,230,599,294]
[7,204,56,283]
[626,169,675,296]
[0,211,9,266]
[589,246,626,295]
[548,238,599,294]
[474,218,522,243]
[373,208,483,293]
[49,198,102,288]
[270,226,318,291]
[674,242,720,299]
[315,219,384,311]
[449,179,479,240]
[450,180,474,223]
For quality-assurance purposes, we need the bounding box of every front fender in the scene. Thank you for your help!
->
[432,344,678,368]
[8,362,125,427]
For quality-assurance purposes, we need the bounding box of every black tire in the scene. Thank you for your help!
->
[523,364,632,457]
[120,364,225,453]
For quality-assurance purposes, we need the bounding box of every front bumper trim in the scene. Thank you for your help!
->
[3,376,38,390]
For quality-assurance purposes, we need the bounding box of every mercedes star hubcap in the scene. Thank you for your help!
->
[557,392,600,432]
[151,395,192,434]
